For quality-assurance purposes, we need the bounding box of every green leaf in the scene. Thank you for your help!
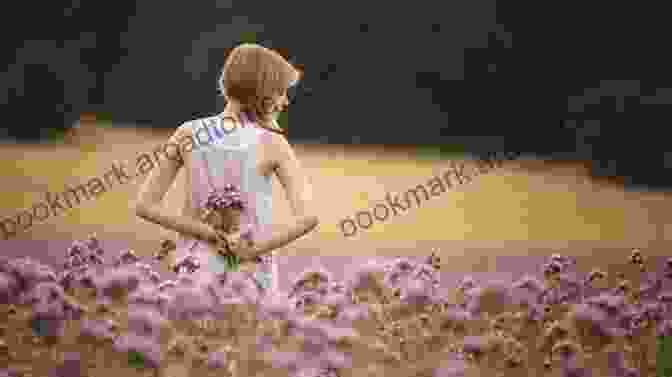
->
[222,253,240,272]
[658,336,672,377]
[277,111,289,131]
[127,351,146,369]
[223,254,231,271]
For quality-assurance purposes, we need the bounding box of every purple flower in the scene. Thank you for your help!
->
[543,261,563,275]
[438,308,471,331]
[414,263,437,281]
[393,258,415,272]
[338,305,369,322]
[255,252,273,265]
[79,319,117,341]
[164,286,216,321]
[641,302,664,322]
[512,275,545,293]
[457,276,477,292]
[658,291,672,303]
[665,257,672,278]
[115,249,140,266]
[157,280,177,291]
[638,273,663,299]
[585,293,625,317]
[293,292,320,309]
[401,279,434,306]
[66,242,86,258]
[571,304,617,339]
[328,282,346,294]
[205,185,245,211]
[433,357,467,377]
[173,255,201,274]
[605,351,638,377]
[550,254,567,264]
[0,272,18,303]
[258,292,292,319]
[113,334,162,369]
[323,292,348,310]
[85,234,101,249]
[127,308,165,339]
[461,335,490,355]
[344,262,384,292]
[658,319,672,337]
[96,268,142,297]
[323,350,352,370]
[148,271,161,284]
[31,301,67,338]
[70,255,83,267]
[51,352,84,377]
[206,351,228,369]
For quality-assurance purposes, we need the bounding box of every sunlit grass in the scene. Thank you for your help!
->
[0,134,638,243]
[316,158,630,242]
[1,149,103,207]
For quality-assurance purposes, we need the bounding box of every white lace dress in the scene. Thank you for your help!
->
[173,112,278,292]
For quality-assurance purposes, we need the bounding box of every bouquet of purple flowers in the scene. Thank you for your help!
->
[200,184,246,234]
[199,184,254,271]
[204,184,244,212]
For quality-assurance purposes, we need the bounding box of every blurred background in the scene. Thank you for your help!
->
[4,1,672,185]
[2,0,672,289]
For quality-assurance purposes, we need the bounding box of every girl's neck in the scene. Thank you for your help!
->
[221,102,283,133]
[221,105,248,126]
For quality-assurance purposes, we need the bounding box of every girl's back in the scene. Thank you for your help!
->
[135,43,318,296]
[176,111,277,291]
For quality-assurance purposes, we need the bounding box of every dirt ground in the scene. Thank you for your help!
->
[2,123,672,290]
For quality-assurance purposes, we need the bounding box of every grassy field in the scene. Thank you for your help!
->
[2,124,670,377]
[2,124,672,285]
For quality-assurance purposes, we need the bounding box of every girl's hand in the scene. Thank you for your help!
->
[214,229,256,261]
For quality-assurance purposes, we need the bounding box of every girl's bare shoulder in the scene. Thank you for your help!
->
[263,129,291,152]
[170,120,196,142]
[260,129,294,166]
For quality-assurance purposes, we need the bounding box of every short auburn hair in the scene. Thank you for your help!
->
[218,43,301,133]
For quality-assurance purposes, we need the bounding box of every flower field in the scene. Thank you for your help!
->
[0,236,669,377]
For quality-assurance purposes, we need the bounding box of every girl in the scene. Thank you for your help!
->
[134,43,319,292]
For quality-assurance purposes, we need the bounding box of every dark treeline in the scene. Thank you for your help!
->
[3,1,671,187]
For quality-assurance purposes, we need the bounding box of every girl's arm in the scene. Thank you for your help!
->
[134,124,218,243]
[249,133,319,258]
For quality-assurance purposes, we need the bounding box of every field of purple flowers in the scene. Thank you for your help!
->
[0,235,669,377]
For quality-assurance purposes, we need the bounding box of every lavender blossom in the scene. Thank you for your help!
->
[205,184,245,211]
[172,255,201,274]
